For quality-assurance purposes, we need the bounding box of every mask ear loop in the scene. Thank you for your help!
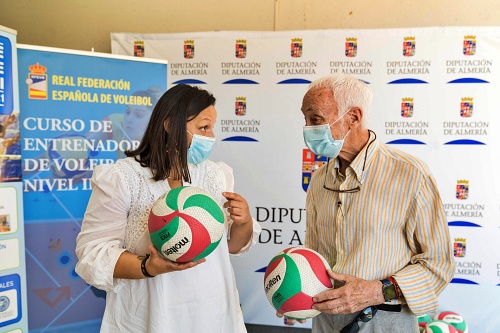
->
[329,109,352,140]
[186,130,194,150]
[342,129,351,140]
[328,108,352,127]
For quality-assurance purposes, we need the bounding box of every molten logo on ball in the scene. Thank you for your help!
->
[263,247,333,320]
[148,186,225,262]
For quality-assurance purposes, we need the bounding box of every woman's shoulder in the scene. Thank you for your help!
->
[93,157,152,180]
[196,160,233,179]
[211,160,232,172]
[92,158,163,202]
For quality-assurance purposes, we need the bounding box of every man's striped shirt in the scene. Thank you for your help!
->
[305,131,455,315]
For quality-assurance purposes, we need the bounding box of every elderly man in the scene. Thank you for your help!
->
[296,74,455,333]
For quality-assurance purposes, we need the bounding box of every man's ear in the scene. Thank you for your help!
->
[349,107,363,128]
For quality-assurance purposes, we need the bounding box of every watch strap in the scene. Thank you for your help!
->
[380,278,397,301]
[387,276,401,299]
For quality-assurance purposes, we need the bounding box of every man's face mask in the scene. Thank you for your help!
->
[302,110,351,158]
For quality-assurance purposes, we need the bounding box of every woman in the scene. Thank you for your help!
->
[75,84,261,333]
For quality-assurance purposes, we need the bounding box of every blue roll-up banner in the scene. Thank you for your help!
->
[17,44,167,332]
[1,25,29,333]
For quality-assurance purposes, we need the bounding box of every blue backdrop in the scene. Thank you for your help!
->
[17,45,167,332]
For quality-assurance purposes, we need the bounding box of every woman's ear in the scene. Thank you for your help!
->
[163,119,169,133]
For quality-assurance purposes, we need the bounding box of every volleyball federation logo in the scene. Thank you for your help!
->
[26,63,48,100]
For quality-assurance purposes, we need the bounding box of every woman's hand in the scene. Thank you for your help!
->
[222,192,252,226]
[222,192,254,254]
[276,310,307,326]
[145,245,206,276]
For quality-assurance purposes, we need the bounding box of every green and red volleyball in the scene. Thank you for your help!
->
[263,247,333,320]
[418,313,433,329]
[425,320,460,333]
[434,311,468,333]
[148,186,225,262]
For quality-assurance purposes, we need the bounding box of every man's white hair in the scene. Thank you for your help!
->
[308,74,372,127]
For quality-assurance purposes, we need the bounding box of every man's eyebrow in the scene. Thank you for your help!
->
[303,107,323,114]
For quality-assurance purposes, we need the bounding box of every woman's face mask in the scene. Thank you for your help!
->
[302,110,351,158]
[187,131,216,164]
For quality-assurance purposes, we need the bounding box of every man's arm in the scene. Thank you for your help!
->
[392,174,455,315]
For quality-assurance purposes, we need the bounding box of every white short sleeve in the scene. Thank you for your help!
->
[75,163,129,292]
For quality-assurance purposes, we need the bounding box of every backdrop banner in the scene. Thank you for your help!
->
[17,45,167,332]
[0,25,29,333]
[111,27,500,332]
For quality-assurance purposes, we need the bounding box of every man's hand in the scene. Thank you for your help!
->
[312,270,385,314]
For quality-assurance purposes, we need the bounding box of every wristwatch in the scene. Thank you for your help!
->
[380,279,397,301]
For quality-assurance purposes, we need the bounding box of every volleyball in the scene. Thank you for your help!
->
[148,186,225,262]
[424,320,460,333]
[47,133,90,179]
[417,313,432,329]
[263,247,333,320]
[434,311,468,333]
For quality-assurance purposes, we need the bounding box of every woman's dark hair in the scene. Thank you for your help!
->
[125,84,216,183]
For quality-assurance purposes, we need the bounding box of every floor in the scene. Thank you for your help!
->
[246,324,312,333]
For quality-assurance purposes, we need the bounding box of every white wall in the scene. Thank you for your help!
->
[1,0,499,53]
